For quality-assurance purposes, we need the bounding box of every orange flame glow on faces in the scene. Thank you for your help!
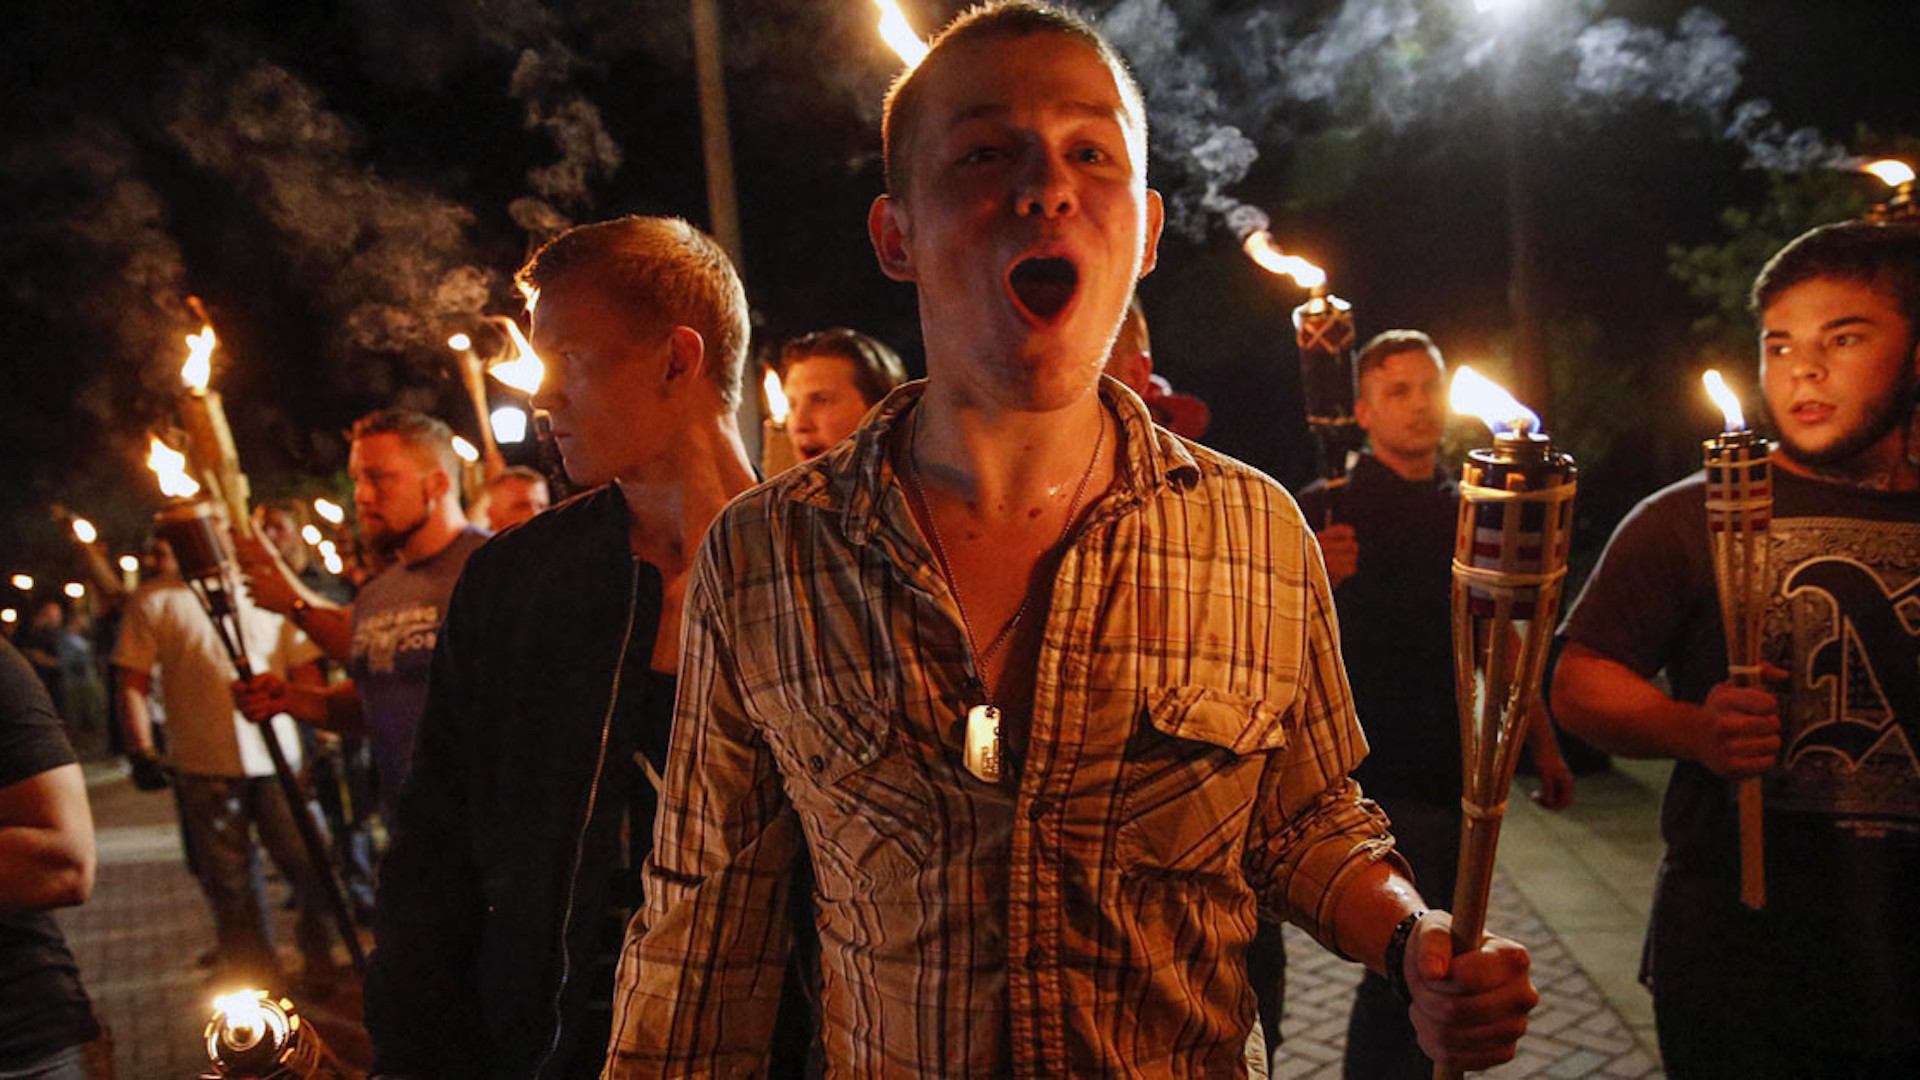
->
[1701,369,1746,432]
[1449,366,1540,436]
[1242,230,1327,291]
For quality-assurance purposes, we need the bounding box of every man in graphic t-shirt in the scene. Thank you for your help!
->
[233,409,487,805]
[1552,220,1920,1075]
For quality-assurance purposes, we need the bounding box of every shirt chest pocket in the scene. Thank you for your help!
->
[763,701,939,900]
[1117,685,1292,882]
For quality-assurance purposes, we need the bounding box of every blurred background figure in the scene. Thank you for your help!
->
[1,636,113,1078]
[1102,295,1211,441]
[111,531,344,996]
[479,465,550,531]
[775,327,908,461]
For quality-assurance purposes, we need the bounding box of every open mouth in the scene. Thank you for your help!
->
[1007,256,1079,322]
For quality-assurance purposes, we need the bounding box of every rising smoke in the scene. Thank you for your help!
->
[1095,0,1847,240]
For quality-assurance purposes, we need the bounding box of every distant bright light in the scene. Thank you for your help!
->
[300,524,322,546]
[9,575,31,592]
[451,435,480,464]
[447,332,473,352]
[321,550,345,575]
[1863,158,1916,188]
[63,582,85,600]
[118,555,140,574]
[490,406,529,444]
[0,609,14,624]
[762,369,790,424]
[312,498,345,524]
[71,518,98,544]
[317,539,338,559]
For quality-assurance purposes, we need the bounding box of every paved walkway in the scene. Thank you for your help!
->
[59,759,1674,1078]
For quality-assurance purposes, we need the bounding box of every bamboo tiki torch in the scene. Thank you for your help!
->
[448,332,505,484]
[1437,367,1576,1080]
[1862,158,1916,223]
[145,441,367,977]
[1701,369,1772,910]
[176,306,254,541]
[1243,230,1356,520]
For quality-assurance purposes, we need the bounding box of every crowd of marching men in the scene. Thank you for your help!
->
[4,3,1918,1079]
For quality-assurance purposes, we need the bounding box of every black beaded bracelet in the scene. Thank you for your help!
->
[1384,909,1427,1004]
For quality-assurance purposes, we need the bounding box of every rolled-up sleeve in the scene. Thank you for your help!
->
[604,538,802,1078]
[1243,519,1401,956]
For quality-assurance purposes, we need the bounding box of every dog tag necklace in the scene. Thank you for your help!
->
[906,405,1104,783]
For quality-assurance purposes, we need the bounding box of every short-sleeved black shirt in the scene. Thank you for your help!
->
[0,638,101,1066]
[1299,454,1461,804]
[1558,468,1920,1053]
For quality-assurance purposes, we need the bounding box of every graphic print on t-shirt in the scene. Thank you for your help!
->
[353,604,443,675]
[1769,515,1920,833]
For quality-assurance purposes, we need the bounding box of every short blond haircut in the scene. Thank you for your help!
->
[515,215,750,410]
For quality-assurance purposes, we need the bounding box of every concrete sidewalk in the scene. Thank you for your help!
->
[60,758,1672,1078]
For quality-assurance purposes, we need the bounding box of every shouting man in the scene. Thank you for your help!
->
[609,4,1538,1075]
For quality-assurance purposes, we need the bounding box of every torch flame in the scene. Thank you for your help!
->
[1701,369,1746,432]
[762,369,790,424]
[180,325,217,392]
[312,497,345,524]
[873,0,929,67]
[211,990,268,1042]
[63,582,85,600]
[451,435,480,464]
[1863,158,1916,188]
[489,320,546,396]
[447,332,472,352]
[1242,230,1327,291]
[300,524,322,546]
[0,609,14,624]
[1449,366,1540,435]
[146,437,202,498]
[71,518,98,545]
[118,555,139,573]
[9,575,31,592]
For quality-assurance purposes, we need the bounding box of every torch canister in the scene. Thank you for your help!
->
[1291,288,1360,489]
[202,991,358,1080]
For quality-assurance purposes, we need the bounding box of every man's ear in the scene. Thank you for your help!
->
[664,324,706,391]
[425,464,453,503]
[1354,387,1376,435]
[1137,188,1166,280]
[869,195,916,283]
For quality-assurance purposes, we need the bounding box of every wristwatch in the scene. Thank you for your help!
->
[1384,909,1428,1003]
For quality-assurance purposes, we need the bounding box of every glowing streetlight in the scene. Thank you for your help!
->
[490,406,529,444]
[312,498,345,525]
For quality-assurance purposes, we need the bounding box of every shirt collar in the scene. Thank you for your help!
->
[784,375,1203,546]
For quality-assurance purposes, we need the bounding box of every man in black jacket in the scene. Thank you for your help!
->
[364,215,758,1079]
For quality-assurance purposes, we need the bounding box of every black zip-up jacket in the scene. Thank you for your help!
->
[367,484,663,1079]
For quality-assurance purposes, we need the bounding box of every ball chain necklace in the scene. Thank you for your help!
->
[906,403,1106,783]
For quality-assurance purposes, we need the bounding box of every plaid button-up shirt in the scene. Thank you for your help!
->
[607,379,1399,1077]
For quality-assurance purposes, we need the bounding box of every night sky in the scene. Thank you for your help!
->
[3,0,1917,594]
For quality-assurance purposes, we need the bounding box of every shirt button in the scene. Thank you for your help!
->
[808,754,826,773]
[856,746,876,764]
